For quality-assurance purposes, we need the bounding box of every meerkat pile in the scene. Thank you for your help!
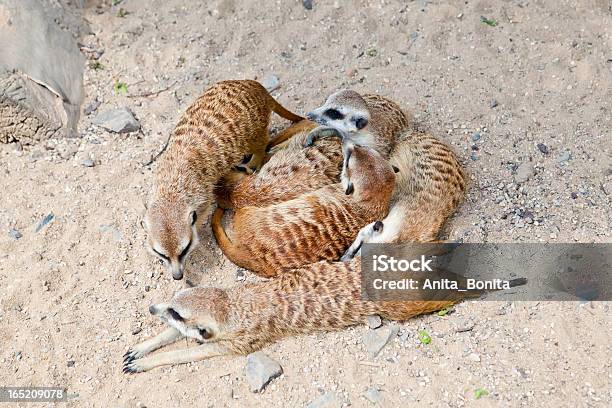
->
[126,82,471,373]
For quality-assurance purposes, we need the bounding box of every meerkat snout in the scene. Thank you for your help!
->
[144,205,199,280]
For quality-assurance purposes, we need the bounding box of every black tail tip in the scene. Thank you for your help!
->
[509,277,528,287]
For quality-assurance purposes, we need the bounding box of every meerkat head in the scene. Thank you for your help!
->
[142,199,199,280]
[341,143,396,201]
[306,90,370,134]
[149,287,229,343]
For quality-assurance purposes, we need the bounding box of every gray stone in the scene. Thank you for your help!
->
[84,99,101,116]
[35,213,54,232]
[456,320,475,333]
[363,325,399,357]
[471,132,481,142]
[261,74,280,92]
[490,99,499,108]
[366,315,382,329]
[302,0,313,10]
[514,161,535,183]
[602,181,612,196]
[307,392,343,408]
[82,158,95,167]
[245,352,282,393]
[364,388,382,404]
[8,228,22,240]
[92,107,140,133]
[537,143,549,155]
[557,150,572,163]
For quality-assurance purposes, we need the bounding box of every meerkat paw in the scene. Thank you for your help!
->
[341,221,384,260]
[123,356,153,374]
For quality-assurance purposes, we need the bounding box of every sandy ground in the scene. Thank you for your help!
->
[1,0,611,407]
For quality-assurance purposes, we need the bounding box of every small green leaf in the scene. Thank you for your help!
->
[114,81,128,95]
[480,16,498,26]
[437,308,449,316]
[366,47,378,57]
[112,0,122,5]
[117,8,128,18]
[89,61,104,70]
[475,388,489,399]
[418,330,431,344]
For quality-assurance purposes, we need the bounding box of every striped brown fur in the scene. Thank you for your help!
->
[144,80,302,280]
[212,144,396,278]
[123,258,458,373]
[215,93,411,210]
[342,129,467,259]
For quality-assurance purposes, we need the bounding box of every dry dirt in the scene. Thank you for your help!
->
[1,0,611,407]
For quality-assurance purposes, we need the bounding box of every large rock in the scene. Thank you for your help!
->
[92,108,140,133]
[245,352,283,393]
[0,0,87,143]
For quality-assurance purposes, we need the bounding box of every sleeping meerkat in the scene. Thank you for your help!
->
[143,80,302,280]
[341,129,467,260]
[215,91,410,210]
[211,136,396,278]
[123,257,525,373]
[214,119,344,209]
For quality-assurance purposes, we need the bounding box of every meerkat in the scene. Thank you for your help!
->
[215,91,410,210]
[122,257,526,373]
[305,90,411,157]
[211,137,396,278]
[143,80,302,280]
[341,129,467,260]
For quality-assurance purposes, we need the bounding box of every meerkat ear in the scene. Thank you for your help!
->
[392,165,400,173]
[190,211,198,226]
[355,117,368,130]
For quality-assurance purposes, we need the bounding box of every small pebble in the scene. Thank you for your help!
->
[537,143,549,155]
[302,0,313,10]
[571,192,578,199]
[363,388,382,404]
[515,161,535,183]
[35,214,55,232]
[245,352,283,393]
[366,315,382,329]
[363,325,399,357]
[82,159,95,167]
[471,132,481,142]
[261,74,280,92]
[67,360,75,367]
[490,99,499,108]
[9,228,22,240]
[557,150,572,163]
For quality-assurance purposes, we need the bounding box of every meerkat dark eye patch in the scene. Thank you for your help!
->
[324,108,344,120]
[199,327,212,339]
[355,117,368,129]
[178,240,192,261]
[167,308,184,322]
[190,211,198,226]
[392,165,400,173]
[152,248,169,262]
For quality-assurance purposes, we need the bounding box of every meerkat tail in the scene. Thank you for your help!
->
[267,95,303,123]
[211,207,253,270]
[267,119,316,149]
